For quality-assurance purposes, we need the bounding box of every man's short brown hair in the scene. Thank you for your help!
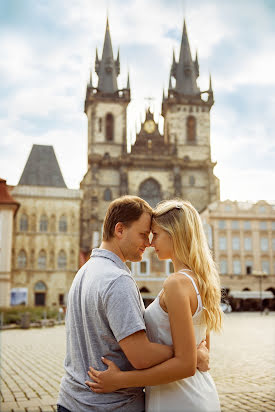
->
[102,196,152,241]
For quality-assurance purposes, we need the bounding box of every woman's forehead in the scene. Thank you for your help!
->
[151,221,160,230]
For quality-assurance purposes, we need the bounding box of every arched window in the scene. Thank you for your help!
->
[105,113,114,141]
[34,281,47,306]
[20,214,28,232]
[58,250,67,269]
[38,250,47,269]
[39,215,48,232]
[103,188,112,201]
[17,250,27,268]
[139,178,162,208]
[186,116,196,142]
[34,281,47,292]
[59,215,67,232]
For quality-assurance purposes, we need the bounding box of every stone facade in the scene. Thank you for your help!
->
[200,200,275,295]
[11,185,81,307]
[0,179,19,307]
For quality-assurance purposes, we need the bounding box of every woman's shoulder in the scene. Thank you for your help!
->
[163,270,195,291]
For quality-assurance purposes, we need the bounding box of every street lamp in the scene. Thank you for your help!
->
[253,271,265,314]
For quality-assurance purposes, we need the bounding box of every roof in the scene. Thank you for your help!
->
[0,178,20,210]
[229,291,274,299]
[18,145,67,188]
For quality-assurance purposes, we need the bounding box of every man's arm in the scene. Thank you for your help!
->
[119,330,173,369]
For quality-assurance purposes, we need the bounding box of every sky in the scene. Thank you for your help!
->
[0,0,274,201]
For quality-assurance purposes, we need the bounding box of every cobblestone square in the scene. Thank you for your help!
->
[1,312,274,412]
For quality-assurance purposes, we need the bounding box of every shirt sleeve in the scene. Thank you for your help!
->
[103,274,146,342]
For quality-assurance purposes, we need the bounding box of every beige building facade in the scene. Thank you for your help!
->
[201,200,275,295]
[10,145,82,308]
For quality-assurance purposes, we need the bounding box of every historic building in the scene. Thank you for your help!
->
[0,179,20,307]
[200,200,275,302]
[10,145,82,307]
[80,19,219,297]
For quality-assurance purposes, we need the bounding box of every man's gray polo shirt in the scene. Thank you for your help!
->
[58,248,146,412]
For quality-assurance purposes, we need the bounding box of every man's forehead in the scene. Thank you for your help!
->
[136,212,151,232]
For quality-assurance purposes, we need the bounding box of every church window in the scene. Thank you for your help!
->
[59,215,67,232]
[38,250,47,269]
[186,116,196,142]
[20,214,28,232]
[189,176,195,186]
[105,113,114,141]
[58,250,67,269]
[39,215,48,232]
[103,188,112,201]
[99,118,102,132]
[17,250,27,268]
[139,178,162,208]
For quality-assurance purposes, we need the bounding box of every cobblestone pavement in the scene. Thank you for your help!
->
[0,312,274,412]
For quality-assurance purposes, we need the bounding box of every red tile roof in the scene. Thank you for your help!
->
[0,178,20,211]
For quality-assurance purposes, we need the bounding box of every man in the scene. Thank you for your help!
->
[57,196,208,412]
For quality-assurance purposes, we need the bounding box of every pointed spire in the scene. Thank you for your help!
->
[89,69,93,87]
[169,72,173,90]
[127,71,130,89]
[173,19,200,96]
[162,88,165,100]
[209,74,213,91]
[96,17,119,93]
[194,50,199,78]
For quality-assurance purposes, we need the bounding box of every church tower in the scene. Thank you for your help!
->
[80,18,130,254]
[162,21,219,210]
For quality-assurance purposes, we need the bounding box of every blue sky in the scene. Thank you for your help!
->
[0,0,274,201]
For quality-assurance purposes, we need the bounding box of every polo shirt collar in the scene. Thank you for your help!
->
[90,248,130,273]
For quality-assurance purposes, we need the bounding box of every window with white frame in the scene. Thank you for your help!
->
[218,220,226,229]
[244,237,252,251]
[165,259,174,275]
[232,237,240,250]
[259,221,267,230]
[262,260,270,274]
[260,238,269,252]
[17,250,27,268]
[219,237,227,250]
[220,259,227,275]
[233,259,241,275]
[137,259,150,276]
[243,220,251,230]
[231,220,239,230]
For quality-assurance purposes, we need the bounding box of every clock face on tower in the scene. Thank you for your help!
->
[144,120,156,134]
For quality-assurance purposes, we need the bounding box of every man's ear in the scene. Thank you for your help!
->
[114,222,125,239]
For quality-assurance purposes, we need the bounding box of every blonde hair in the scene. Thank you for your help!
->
[153,199,222,332]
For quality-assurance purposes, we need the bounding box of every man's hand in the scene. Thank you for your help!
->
[196,340,210,372]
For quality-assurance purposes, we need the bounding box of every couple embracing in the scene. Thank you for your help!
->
[58,195,222,412]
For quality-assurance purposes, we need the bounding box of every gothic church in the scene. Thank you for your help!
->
[80,18,220,258]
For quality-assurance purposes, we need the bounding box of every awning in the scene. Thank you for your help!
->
[229,291,274,299]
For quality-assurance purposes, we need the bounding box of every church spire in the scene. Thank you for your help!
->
[95,17,119,94]
[171,19,200,96]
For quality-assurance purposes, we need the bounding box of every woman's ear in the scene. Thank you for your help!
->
[114,222,125,239]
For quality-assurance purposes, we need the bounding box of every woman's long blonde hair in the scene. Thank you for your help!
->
[153,199,222,332]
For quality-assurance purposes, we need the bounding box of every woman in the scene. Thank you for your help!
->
[86,199,222,412]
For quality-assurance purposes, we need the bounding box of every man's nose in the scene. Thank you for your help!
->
[145,237,150,247]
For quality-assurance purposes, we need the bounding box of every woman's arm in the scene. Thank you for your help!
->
[86,276,198,392]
